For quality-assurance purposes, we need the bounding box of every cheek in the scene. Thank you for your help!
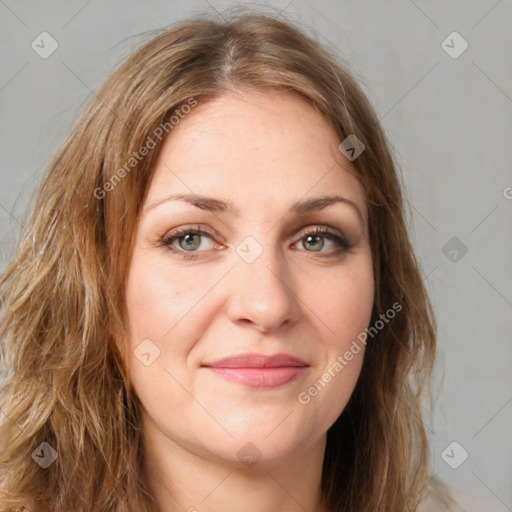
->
[124,253,201,347]
[123,255,202,414]
[299,260,373,416]
[312,261,374,349]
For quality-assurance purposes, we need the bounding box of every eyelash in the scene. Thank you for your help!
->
[159,224,354,261]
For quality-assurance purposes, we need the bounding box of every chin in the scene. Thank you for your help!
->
[200,421,318,469]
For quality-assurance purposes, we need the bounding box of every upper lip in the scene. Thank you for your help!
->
[202,353,309,368]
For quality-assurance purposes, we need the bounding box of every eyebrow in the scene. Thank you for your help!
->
[143,193,366,227]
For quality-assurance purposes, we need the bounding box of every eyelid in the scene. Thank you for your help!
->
[162,224,219,243]
[161,223,347,244]
[293,224,347,243]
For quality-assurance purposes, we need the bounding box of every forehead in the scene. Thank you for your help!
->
[145,90,367,218]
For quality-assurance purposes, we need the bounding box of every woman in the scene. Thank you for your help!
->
[0,10,455,512]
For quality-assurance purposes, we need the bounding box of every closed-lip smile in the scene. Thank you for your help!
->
[201,353,309,388]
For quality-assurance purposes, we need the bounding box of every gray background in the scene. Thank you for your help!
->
[1,1,511,510]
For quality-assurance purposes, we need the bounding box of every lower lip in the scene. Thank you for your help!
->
[204,367,307,388]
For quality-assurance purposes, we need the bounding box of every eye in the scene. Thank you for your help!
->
[160,225,219,260]
[293,226,353,255]
[159,224,353,260]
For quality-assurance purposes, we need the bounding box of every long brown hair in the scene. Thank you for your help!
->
[0,9,454,511]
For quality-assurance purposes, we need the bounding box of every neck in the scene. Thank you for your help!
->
[141,418,328,512]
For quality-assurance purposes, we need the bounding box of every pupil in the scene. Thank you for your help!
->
[305,235,324,252]
[181,234,200,250]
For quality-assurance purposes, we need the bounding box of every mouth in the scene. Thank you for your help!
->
[201,353,309,389]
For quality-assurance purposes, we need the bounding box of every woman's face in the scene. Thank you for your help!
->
[123,90,374,467]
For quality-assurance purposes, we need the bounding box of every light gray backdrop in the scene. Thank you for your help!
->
[0,1,511,510]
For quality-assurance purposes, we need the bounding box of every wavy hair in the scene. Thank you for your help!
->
[0,9,454,512]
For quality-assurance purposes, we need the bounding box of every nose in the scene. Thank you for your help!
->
[226,245,301,333]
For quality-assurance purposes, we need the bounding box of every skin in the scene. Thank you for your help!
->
[123,89,375,512]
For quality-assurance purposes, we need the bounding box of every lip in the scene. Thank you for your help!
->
[202,353,309,388]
